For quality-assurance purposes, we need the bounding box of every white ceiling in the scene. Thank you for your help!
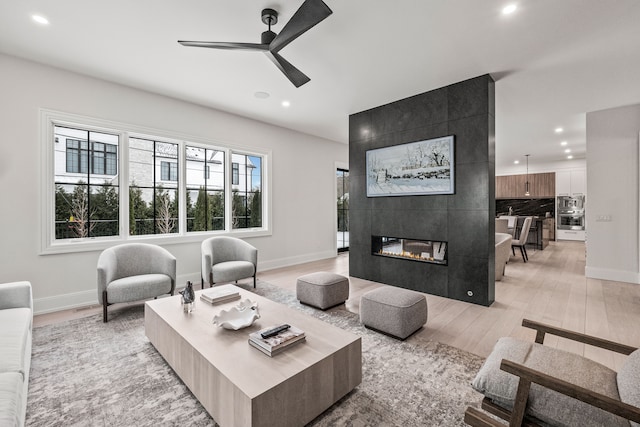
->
[1,1,639,172]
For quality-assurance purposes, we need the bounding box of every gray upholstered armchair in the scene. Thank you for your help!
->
[97,243,176,322]
[465,319,640,426]
[201,236,257,289]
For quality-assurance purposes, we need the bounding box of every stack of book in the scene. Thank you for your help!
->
[248,325,306,357]
[200,284,241,305]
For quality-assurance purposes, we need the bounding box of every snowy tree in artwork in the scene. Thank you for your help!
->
[366,136,454,197]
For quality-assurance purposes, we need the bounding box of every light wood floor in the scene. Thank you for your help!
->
[35,240,640,370]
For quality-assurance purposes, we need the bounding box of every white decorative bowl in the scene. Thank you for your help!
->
[212,299,260,330]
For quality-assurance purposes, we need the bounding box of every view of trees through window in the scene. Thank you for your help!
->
[54,126,120,239]
[52,122,265,242]
[231,152,262,229]
[185,146,225,232]
[129,138,179,235]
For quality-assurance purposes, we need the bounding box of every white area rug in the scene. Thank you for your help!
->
[27,281,484,426]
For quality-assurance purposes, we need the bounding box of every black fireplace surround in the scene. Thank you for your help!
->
[349,74,495,306]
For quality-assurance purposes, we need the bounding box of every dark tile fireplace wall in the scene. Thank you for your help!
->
[349,74,496,306]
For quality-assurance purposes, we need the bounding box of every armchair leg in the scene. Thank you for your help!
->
[519,246,527,262]
[102,290,108,323]
[253,274,256,289]
[523,246,528,261]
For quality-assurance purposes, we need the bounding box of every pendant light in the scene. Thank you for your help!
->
[524,154,530,196]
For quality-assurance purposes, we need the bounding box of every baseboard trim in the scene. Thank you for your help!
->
[258,250,337,272]
[34,272,205,315]
[585,266,640,284]
[33,253,338,315]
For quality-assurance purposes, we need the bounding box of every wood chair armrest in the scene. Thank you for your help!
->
[500,359,640,424]
[521,319,637,355]
[464,406,508,427]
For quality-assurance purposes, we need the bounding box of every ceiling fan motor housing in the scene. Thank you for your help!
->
[261,30,276,44]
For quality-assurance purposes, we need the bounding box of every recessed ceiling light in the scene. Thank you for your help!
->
[254,91,270,99]
[560,141,568,146]
[555,127,563,133]
[513,160,519,164]
[567,155,574,159]
[281,100,291,108]
[32,15,49,25]
[564,148,571,153]
[502,4,517,15]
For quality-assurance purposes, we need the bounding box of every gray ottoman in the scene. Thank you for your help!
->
[360,286,427,340]
[296,272,349,310]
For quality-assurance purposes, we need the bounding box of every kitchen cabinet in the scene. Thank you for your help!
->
[556,169,586,196]
[496,172,555,198]
[557,229,585,241]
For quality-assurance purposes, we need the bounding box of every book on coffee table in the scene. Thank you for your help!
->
[249,324,306,356]
[200,284,241,304]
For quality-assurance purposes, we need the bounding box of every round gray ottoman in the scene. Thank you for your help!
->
[296,272,350,310]
[360,286,427,340]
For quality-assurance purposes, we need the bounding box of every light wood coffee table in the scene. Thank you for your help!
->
[145,285,362,427]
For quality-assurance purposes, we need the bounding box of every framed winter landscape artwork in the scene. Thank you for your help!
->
[366,135,455,197]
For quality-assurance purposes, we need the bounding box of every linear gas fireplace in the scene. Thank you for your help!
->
[371,236,448,265]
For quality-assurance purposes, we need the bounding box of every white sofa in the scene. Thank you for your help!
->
[0,281,33,427]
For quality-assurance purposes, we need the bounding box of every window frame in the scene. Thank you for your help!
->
[40,109,271,255]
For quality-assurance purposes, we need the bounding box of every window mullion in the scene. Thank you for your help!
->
[121,132,130,239]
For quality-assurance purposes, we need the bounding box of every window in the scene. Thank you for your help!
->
[65,139,117,175]
[337,168,349,252]
[43,110,269,253]
[54,125,120,239]
[129,138,179,235]
[186,146,225,232]
[231,152,262,229]
[232,162,239,185]
[160,161,178,181]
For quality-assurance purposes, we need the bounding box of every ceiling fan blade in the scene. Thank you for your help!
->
[264,51,310,88]
[178,41,269,51]
[269,0,332,53]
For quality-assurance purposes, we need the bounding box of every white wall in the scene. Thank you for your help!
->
[0,53,348,313]
[585,104,640,284]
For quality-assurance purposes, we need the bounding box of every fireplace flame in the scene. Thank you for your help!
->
[378,249,433,261]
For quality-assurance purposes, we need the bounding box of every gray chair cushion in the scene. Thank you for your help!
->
[211,261,256,284]
[618,349,640,427]
[296,272,349,310]
[106,274,172,304]
[472,337,629,427]
[360,286,427,339]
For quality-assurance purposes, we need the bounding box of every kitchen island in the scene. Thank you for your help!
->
[512,217,554,250]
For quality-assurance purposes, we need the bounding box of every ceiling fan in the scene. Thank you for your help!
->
[178,0,333,88]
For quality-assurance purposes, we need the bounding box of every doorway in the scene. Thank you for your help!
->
[337,168,349,252]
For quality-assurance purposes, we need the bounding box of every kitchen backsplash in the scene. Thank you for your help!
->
[496,198,555,218]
